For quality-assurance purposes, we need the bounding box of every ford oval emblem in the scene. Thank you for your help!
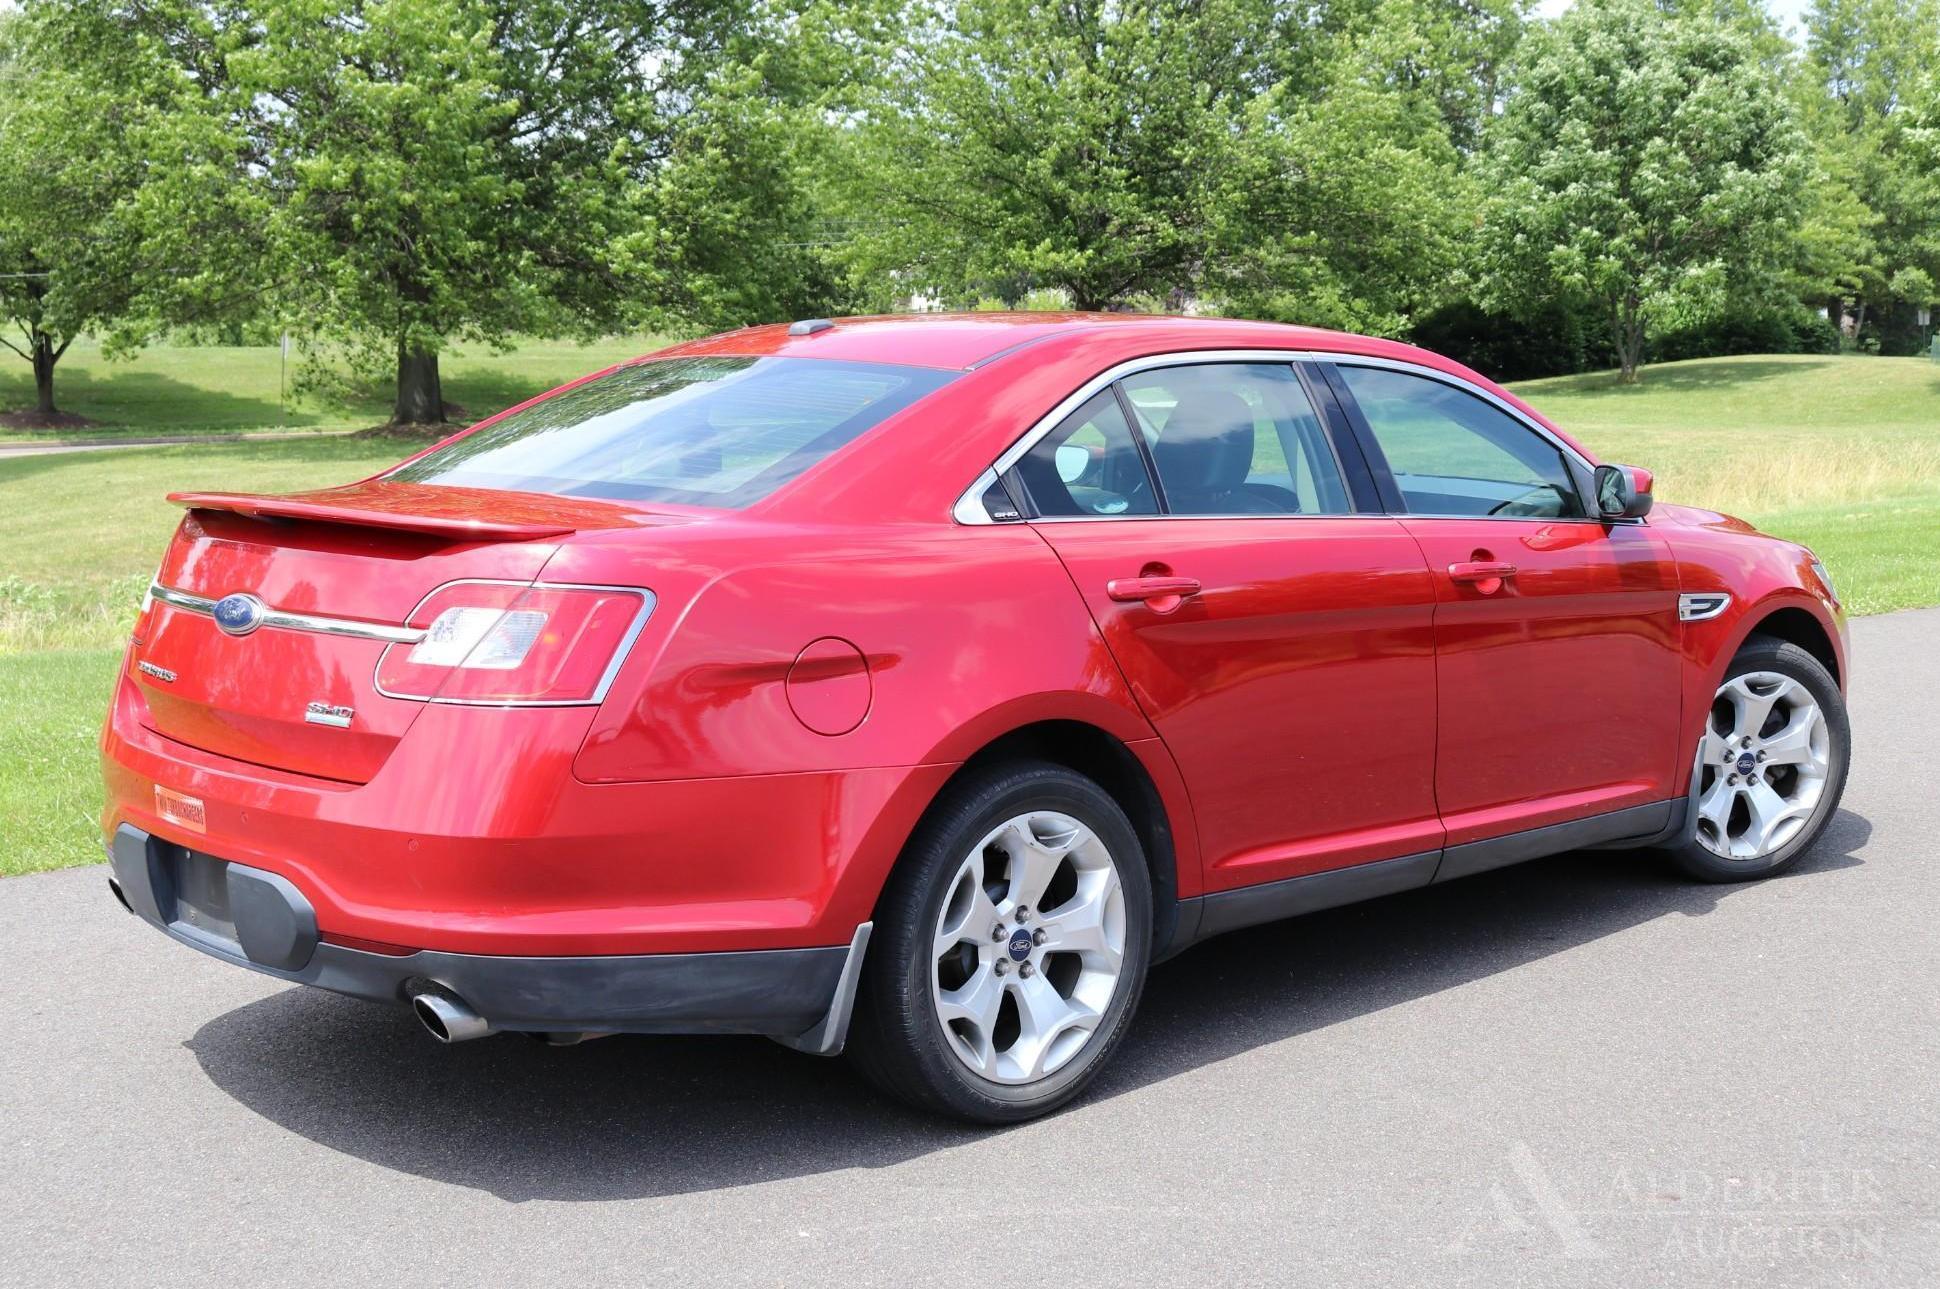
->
[212,592,267,637]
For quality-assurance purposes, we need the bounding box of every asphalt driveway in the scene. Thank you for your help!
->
[3,609,1935,1287]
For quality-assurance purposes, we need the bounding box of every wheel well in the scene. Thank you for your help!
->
[949,720,1183,956]
[1743,606,1840,686]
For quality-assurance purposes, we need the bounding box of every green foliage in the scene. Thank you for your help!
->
[839,0,1271,311]
[0,6,230,416]
[1281,0,1525,152]
[1649,302,1843,362]
[1411,300,1615,382]
[1207,63,1467,336]
[837,0,1481,330]
[1475,0,1810,382]
[615,46,858,332]
[5,0,1940,397]
[1797,0,1940,328]
[28,0,786,424]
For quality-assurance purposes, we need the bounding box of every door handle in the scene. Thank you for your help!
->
[1106,575,1202,605]
[1448,560,1517,594]
[1448,561,1517,582]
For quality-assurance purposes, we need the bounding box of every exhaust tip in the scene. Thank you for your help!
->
[410,989,493,1044]
[106,876,133,915]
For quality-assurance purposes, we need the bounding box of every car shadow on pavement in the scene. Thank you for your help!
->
[185,808,1870,1202]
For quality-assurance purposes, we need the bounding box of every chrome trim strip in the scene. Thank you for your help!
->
[372,579,657,707]
[952,468,1002,525]
[952,348,1595,525]
[148,584,216,614]
[149,583,428,644]
[1678,592,1733,622]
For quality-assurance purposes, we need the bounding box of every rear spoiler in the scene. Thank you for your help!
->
[167,490,578,542]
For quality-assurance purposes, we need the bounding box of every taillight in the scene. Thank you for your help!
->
[375,582,652,705]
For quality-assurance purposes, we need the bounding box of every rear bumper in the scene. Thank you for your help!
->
[107,823,871,1048]
[101,663,955,956]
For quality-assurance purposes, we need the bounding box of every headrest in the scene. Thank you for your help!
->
[1151,389,1256,495]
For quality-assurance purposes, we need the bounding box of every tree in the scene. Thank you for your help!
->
[1205,62,1469,335]
[0,11,161,422]
[1800,0,1940,345]
[840,0,1278,311]
[610,6,864,331]
[1475,0,1810,382]
[53,0,753,427]
[256,0,753,424]
[1278,0,1525,153]
[836,0,1476,326]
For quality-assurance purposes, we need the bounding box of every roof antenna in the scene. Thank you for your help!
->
[787,318,836,337]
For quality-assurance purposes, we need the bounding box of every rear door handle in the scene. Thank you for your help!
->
[1106,576,1202,604]
[1448,561,1517,582]
[1448,560,1517,594]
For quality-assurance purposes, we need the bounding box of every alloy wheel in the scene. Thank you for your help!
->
[1694,670,1832,861]
[929,811,1127,1084]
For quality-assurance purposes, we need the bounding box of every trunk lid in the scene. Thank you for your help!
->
[132,482,667,783]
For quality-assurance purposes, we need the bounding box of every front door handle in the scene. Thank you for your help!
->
[1106,575,1202,606]
[1448,560,1517,594]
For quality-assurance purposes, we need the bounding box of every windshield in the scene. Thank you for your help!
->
[387,356,958,508]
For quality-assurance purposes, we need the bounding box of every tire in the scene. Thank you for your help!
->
[847,760,1153,1124]
[1663,637,1850,883]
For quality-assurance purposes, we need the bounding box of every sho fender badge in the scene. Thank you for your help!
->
[304,702,354,729]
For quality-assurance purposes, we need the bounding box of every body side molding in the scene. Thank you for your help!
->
[1171,799,1681,950]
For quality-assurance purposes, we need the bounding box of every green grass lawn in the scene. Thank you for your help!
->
[1,350,1935,876]
[1510,354,1940,617]
[0,439,402,874]
[0,334,667,441]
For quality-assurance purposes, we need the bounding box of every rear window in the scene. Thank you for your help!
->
[387,356,957,507]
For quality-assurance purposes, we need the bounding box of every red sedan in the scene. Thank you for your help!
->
[101,314,1851,1122]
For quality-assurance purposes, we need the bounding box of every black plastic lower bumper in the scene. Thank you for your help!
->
[106,824,869,1051]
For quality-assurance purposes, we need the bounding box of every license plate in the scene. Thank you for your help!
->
[154,784,206,834]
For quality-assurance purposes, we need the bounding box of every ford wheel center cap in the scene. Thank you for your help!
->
[212,592,267,636]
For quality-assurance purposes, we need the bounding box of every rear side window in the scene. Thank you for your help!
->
[1014,390,1160,517]
[1334,365,1585,519]
[1119,364,1349,516]
[387,357,957,508]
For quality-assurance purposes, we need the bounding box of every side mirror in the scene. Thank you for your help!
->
[1594,463,1654,520]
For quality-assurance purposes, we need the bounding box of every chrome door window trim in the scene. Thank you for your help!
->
[952,349,1596,525]
[148,583,428,645]
[952,468,1005,525]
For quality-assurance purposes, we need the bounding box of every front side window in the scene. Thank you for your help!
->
[1014,390,1160,517]
[1334,365,1585,519]
[388,356,957,508]
[1119,364,1349,516]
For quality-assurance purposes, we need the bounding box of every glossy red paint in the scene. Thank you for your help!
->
[101,314,1844,971]
[1647,501,1848,793]
[1032,516,1442,885]
[1399,517,1684,844]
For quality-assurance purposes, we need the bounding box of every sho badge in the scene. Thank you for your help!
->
[304,701,354,728]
